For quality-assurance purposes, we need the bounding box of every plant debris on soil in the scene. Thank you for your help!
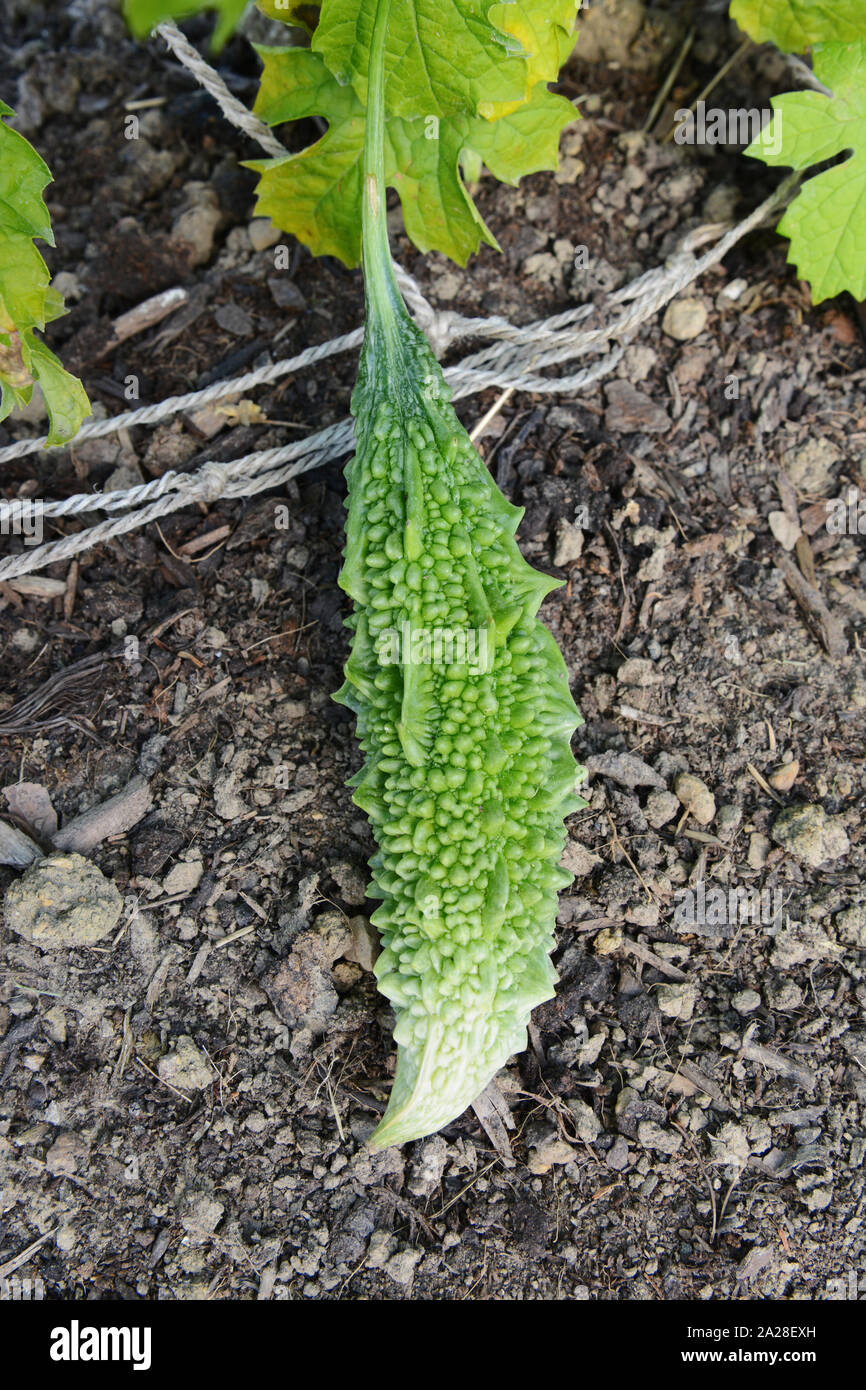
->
[0,1,864,1301]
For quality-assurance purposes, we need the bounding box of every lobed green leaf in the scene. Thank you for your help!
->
[745,41,866,302]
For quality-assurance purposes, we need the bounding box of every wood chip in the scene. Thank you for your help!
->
[470,1081,516,1167]
[111,286,188,344]
[622,936,688,981]
[5,576,67,600]
[740,1039,817,1092]
[53,775,153,853]
[775,551,847,658]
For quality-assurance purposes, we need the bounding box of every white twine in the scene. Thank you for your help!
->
[0,21,796,583]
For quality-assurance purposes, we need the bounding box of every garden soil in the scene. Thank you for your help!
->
[0,1,863,1300]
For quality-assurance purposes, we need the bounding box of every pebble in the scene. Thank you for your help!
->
[768,510,801,551]
[783,438,840,493]
[267,276,307,311]
[594,926,624,958]
[645,789,680,828]
[710,1121,750,1169]
[732,989,761,1015]
[525,1128,578,1173]
[171,184,221,267]
[560,839,601,877]
[617,657,660,687]
[566,1097,601,1143]
[346,916,379,973]
[765,978,803,1011]
[45,1130,89,1177]
[604,380,669,434]
[835,905,866,949]
[637,1120,682,1155]
[715,803,741,840]
[214,302,253,336]
[622,344,657,381]
[662,297,708,341]
[605,1135,631,1171]
[673,772,716,825]
[769,760,799,792]
[771,803,850,868]
[158,1036,213,1092]
[163,857,204,896]
[4,854,122,948]
[553,518,585,566]
[248,217,283,251]
[657,981,696,1021]
[747,832,771,869]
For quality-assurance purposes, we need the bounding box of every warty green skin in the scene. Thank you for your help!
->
[336,302,587,1149]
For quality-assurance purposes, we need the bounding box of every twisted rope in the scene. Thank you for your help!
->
[0,21,797,583]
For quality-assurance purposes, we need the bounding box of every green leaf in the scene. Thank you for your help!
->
[249,42,576,265]
[255,0,319,31]
[731,0,866,52]
[487,1,580,95]
[313,0,569,120]
[24,333,92,446]
[745,41,866,302]
[122,0,249,49]
[249,48,366,262]
[0,105,90,443]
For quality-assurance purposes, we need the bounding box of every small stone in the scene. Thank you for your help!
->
[45,1130,89,1176]
[835,905,866,949]
[214,302,252,336]
[622,344,657,381]
[594,926,624,956]
[44,1005,67,1043]
[771,803,850,868]
[765,977,803,1011]
[407,1136,448,1198]
[566,1097,601,1143]
[637,1120,682,1155]
[617,657,660,687]
[715,804,741,841]
[769,760,799,792]
[366,1231,395,1269]
[527,1131,576,1174]
[747,832,771,869]
[732,988,761,1015]
[4,854,122,949]
[158,1036,213,1092]
[553,518,585,566]
[625,901,660,928]
[181,1193,224,1239]
[605,1135,631,1171]
[213,772,248,821]
[163,857,204,896]
[248,218,282,251]
[657,981,697,1021]
[330,860,367,906]
[586,751,665,790]
[560,839,601,877]
[645,789,680,828]
[662,297,708,341]
[384,1247,423,1286]
[604,380,669,434]
[267,276,307,312]
[710,1121,750,1169]
[783,437,840,493]
[768,510,801,551]
[797,1178,833,1212]
[346,917,379,973]
[673,772,716,826]
[171,184,221,267]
